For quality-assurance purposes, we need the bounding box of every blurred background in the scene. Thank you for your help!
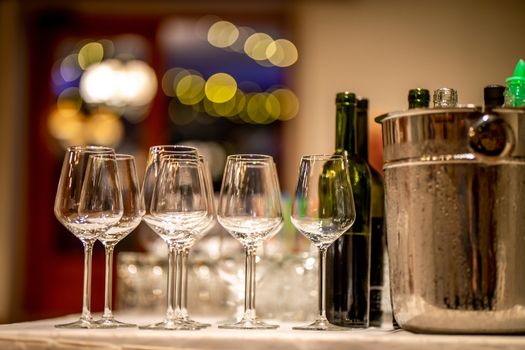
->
[0,0,523,323]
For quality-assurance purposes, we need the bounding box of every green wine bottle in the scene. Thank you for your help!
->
[356,98,385,327]
[326,91,372,328]
[408,88,430,109]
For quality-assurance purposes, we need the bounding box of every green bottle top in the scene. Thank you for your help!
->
[408,88,430,109]
[336,91,357,105]
[504,59,525,107]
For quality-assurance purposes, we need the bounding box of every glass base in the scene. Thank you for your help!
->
[218,317,279,330]
[139,319,201,331]
[184,317,211,329]
[94,317,136,329]
[293,317,351,331]
[55,317,95,329]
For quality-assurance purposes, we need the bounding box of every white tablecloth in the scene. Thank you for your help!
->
[0,314,524,350]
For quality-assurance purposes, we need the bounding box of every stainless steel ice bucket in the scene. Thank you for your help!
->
[378,107,525,333]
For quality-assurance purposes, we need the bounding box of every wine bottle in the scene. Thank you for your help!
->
[356,98,385,327]
[326,91,372,328]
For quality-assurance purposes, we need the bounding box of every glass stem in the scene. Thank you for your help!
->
[318,247,328,320]
[174,247,183,316]
[166,244,177,320]
[243,246,257,319]
[181,248,189,316]
[81,240,95,321]
[102,244,115,319]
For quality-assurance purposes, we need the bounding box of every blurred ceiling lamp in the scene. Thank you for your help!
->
[205,73,237,103]
[80,59,157,107]
[207,20,239,48]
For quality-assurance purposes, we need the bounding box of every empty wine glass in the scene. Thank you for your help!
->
[179,155,215,329]
[140,154,212,330]
[141,145,199,254]
[54,146,122,329]
[291,154,356,331]
[217,154,283,329]
[94,154,144,328]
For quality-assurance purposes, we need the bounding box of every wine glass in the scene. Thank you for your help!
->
[179,155,215,329]
[141,145,199,254]
[217,154,283,329]
[291,154,356,331]
[94,154,144,328]
[140,145,199,330]
[140,154,212,330]
[54,146,122,329]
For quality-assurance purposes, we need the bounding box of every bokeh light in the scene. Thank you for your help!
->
[169,99,198,125]
[80,59,121,104]
[57,87,82,117]
[60,54,83,82]
[205,73,237,103]
[244,33,273,61]
[78,42,104,69]
[266,39,298,67]
[47,109,85,145]
[246,93,279,124]
[162,67,185,97]
[80,59,157,107]
[176,73,205,105]
[120,60,158,106]
[272,88,299,120]
[207,20,239,48]
[86,111,124,147]
[229,26,255,53]
[195,15,222,40]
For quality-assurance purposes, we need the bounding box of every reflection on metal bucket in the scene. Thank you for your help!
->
[378,107,525,333]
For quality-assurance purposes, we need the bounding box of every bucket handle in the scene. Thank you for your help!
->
[468,113,515,161]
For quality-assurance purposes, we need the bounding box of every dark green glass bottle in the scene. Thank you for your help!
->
[408,88,430,108]
[326,91,371,328]
[356,98,385,327]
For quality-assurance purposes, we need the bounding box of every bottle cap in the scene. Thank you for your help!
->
[433,88,458,107]
[505,59,525,84]
[336,91,356,104]
[408,88,430,106]
[357,97,368,110]
[484,84,505,107]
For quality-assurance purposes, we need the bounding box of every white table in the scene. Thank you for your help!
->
[0,314,524,350]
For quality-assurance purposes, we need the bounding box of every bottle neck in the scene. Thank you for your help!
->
[356,107,368,161]
[408,98,429,108]
[335,102,357,155]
